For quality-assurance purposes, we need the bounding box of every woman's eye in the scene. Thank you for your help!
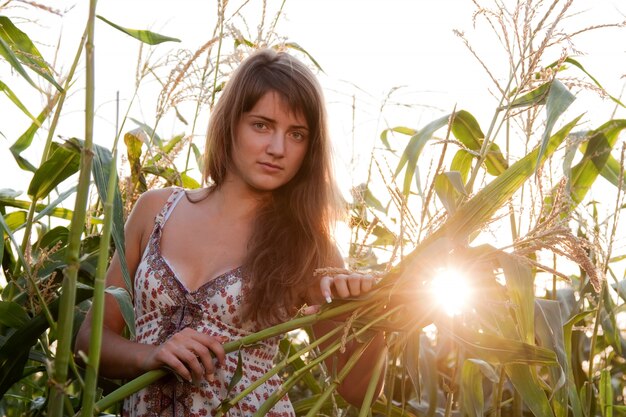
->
[290,131,306,142]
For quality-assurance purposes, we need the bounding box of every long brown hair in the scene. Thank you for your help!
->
[203,48,341,325]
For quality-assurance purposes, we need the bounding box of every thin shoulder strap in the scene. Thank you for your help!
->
[154,188,186,227]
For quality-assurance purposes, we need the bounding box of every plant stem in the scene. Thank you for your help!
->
[357,347,387,417]
[47,0,98,415]
[80,152,116,415]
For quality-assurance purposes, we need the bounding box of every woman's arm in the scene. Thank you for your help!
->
[74,189,226,384]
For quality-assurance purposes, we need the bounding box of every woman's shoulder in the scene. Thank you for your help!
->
[134,187,181,211]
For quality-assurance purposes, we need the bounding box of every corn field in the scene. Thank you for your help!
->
[1,0,625,416]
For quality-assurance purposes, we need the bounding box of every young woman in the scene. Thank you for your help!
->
[76,48,386,416]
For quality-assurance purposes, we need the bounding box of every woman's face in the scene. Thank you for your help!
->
[229,91,309,193]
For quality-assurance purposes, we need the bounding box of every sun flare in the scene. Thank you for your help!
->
[430,268,472,316]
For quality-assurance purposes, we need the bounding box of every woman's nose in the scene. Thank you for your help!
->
[266,133,285,157]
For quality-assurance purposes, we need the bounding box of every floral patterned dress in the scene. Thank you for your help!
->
[122,188,295,417]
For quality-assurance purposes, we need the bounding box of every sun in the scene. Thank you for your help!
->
[429,267,472,316]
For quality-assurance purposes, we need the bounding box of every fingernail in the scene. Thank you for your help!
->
[207,373,215,382]
[325,294,332,304]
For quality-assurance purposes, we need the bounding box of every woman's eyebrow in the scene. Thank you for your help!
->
[247,114,309,131]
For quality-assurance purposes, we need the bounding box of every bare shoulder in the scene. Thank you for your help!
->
[131,187,178,216]
[125,188,179,242]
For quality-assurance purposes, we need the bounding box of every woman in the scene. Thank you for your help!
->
[76,48,386,416]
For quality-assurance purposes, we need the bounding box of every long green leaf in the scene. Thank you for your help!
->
[0,79,37,123]
[506,364,556,417]
[27,140,81,200]
[395,114,449,197]
[380,126,417,151]
[548,57,625,108]
[598,153,626,190]
[0,36,37,89]
[569,120,626,207]
[9,95,60,172]
[536,80,576,169]
[451,110,508,176]
[600,369,613,417]
[499,253,534,344]
[105,287,135,338]
[445,325,557,365]
[0,16,62,90]
[96,15,181,45]
[92,145,131,294]
[0,197,74,222]
[535,300,568,417]
[461,359,485,417]
[0,301,29,328]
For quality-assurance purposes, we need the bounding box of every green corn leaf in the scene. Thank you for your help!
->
[37,226,69,251]
[105,287,135,338]
[3,211,26,231]
[124,128,148,193]
[548,57,625,108]
[0,36,37,90]
[506,82,552,109]
[598,153,626,190]
[96,15,181,45]
[283,42,324,73]
[27,140,81,200]
[395,114,449,197]
[434,171,466,214]
[535,300,568,417]
[451,110,508,176]
[0,79,38,124]
[0,301,30,328]
[404,328,421,402]
[600,369,613,417]
[380,126,417,151]
[419,333,438,417]
[461,359,485,417]
[129,118,163,146]
[498,252,534,344]
[92,144,130,293]
[536,80,576,170]
[9,94,60,172]
[142,166,201,189]
[569,120,626,207]
[506,364,556,417]
[446,325,557,365]
[564,310,594,417]
[0,16,62,91]
[450,149,473,184]
[0,197,74,222]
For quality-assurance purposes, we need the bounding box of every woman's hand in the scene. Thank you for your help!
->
[318,270,376,303]
[141,328,227,385]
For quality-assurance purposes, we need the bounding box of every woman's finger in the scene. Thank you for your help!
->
[158,349,193,383]
[360,274,374,294]
[331,274,350,298]
[319,275,334,303]
[346,274,363,296]
[175,344,205,384]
